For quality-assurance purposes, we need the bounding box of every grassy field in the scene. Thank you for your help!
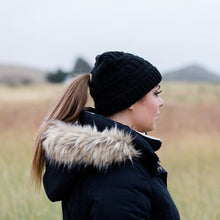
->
[0,82,220,220]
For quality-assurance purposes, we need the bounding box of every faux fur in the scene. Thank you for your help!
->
[42,120,140,169]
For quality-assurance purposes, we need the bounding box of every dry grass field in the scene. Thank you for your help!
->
[0,82,220,220]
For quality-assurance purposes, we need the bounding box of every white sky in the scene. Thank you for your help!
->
[1,0,220,74]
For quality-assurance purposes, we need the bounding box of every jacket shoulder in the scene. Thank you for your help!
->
[84,161,153,197]
[78,162,153,219]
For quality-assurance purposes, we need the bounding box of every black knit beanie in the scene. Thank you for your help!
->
[89,51,162,116]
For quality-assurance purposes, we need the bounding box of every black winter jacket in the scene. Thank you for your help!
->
[42,109,180,219]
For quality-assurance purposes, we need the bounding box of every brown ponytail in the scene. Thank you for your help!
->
[31,73,90,190]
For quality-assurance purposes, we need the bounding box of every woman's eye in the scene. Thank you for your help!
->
[155,90,162,96]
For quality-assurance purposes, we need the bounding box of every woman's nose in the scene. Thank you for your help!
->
[159,97,164,107]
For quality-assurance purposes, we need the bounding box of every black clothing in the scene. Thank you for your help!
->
[43,109,180,219]
[89,51,162,116]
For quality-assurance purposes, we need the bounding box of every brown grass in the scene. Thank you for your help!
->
[0,82,220,219]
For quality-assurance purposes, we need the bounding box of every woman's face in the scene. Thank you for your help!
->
[129,85,164,132]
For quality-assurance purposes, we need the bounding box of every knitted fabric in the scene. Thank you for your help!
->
[89,51,162,116]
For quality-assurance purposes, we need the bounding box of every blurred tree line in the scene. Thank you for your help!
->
[47,57,92,83]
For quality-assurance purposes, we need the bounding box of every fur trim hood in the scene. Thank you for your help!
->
[42,120,141,169]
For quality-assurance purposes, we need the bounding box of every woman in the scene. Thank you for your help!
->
[32,51,180,219]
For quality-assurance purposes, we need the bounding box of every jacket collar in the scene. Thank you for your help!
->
[79,109,162,152]
[42,108,161,170]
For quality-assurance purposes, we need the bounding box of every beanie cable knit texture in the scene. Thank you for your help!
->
[89,51,162,116]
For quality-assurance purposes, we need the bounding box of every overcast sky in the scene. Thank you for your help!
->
[1,0,220,75]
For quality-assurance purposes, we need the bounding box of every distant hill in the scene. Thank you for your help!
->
[0,64,48,85]
[163,65,220,82]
